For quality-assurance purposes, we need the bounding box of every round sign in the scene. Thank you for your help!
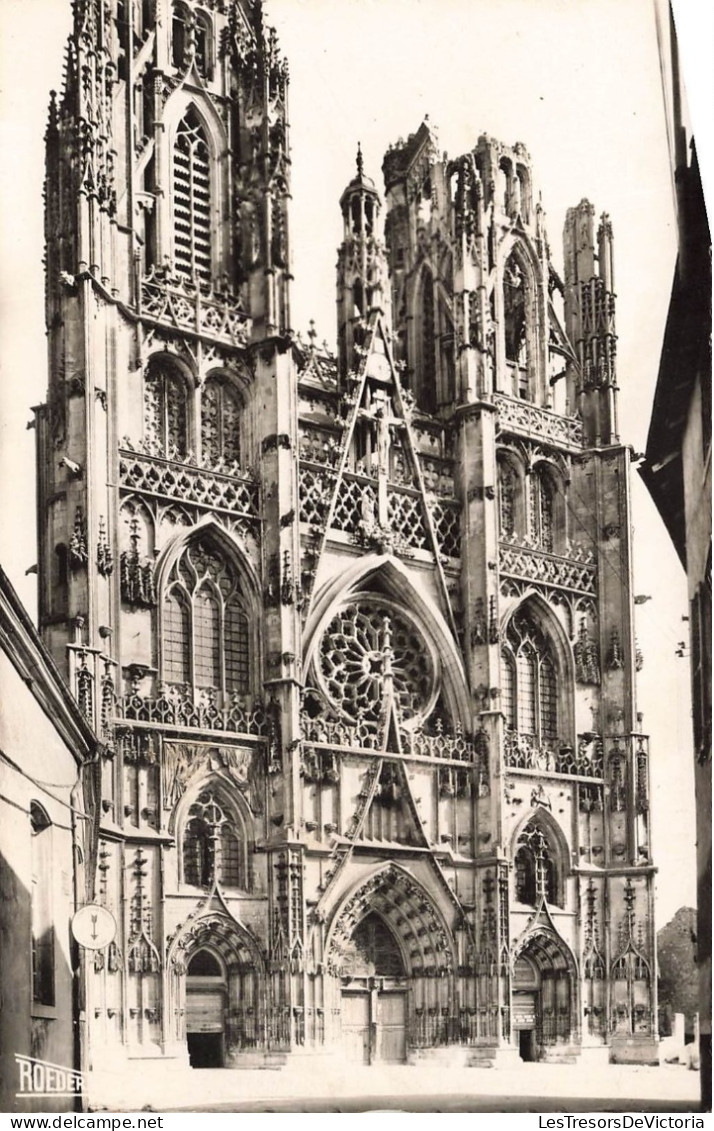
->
[71,904,117,950]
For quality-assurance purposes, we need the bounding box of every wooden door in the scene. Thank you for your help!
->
[341,992,370,1064]
[186,986,225,1033]
[376,991,406,1063]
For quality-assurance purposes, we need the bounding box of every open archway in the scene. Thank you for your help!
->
[324,864,456,1063]
[168,913,265,1067]
[511,926,579,1060]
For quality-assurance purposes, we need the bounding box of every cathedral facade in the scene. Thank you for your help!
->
[36,0,658,1084]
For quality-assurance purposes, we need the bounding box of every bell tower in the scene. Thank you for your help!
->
[36,0,308,1082]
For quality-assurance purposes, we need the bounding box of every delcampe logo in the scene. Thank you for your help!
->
[15,1054,84,1099]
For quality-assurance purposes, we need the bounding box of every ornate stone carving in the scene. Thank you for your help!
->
[494,392,583,449]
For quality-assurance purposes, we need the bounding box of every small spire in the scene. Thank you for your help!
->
[356,142,364,179]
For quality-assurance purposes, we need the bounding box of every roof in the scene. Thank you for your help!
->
[0,564,99,764]
[639,147,711,568]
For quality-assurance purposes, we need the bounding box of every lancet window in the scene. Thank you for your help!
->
[529,466,556,552]
[515,821,561,907]
[144,357,188,455]
[172,3,188,69]
[173,108,211,281]
[182,788,249,890]
[504,254,527,370]
[193,12,213,78]
[419,270,437,414]
[162,539,251,695]
[501,609,558,742]
[201,376,242,465]
[498,459,518,536]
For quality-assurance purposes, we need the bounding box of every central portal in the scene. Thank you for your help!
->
[340,913,408,1064]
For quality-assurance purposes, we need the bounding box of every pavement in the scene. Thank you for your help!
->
[87,1061,703,1113]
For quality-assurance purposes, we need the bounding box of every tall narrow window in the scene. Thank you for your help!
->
[174,109,211,281]
[516,644,537,735]
[201,377,242,465]
[172,3,188,69]
[498,460,517,536]
[515,844,536,904]
[419,271,437,414]
[144,359,188,455]
[164,591,190,683]
[194,587,220,688]
[30,803,54,1007]
[501,654,515,729]
[194,13,212,78]
[530,467,557,552]
[504,256,527,367]
[501,609,559,743]
[162,538,251,695]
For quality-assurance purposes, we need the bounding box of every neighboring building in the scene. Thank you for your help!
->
[640,0,712,1108]
[35,1,657,1098]
[657,906,698,1040]
[0,566,99,1113]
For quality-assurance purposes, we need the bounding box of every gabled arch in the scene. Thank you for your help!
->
[304,554,471,732]
[324,862,456,978]
[512,922,578,979]
[168,910,264,975]
[155,516,261,611]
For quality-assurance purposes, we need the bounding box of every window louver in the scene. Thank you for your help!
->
[174,110,211,282]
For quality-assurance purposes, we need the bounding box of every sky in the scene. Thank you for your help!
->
[0,0,709,925]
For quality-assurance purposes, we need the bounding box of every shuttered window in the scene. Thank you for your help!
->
[174,110,211,281]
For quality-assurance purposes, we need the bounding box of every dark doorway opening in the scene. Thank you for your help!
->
[187,1031,224,1068]
[519,1028,536,1062]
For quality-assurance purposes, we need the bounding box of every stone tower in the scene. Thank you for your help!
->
[36,2,657,1093]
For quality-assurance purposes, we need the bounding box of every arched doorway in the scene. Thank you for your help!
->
[186,949,226,1068]
[512,928,578,1061]
[340,912,408,1064]
[324,865,456,1065]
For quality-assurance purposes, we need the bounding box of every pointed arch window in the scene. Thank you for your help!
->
[182,788,249,890]
[515,821,562,907]
[173,108,211,281]
[201,376,242,466]
[162,539,251,695]
[144,358,188,455]
[500,609,559,743]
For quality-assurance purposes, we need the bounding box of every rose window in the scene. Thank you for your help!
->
[317,601,436,724]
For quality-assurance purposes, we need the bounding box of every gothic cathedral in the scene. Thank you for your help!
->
[36,0,658,1079]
